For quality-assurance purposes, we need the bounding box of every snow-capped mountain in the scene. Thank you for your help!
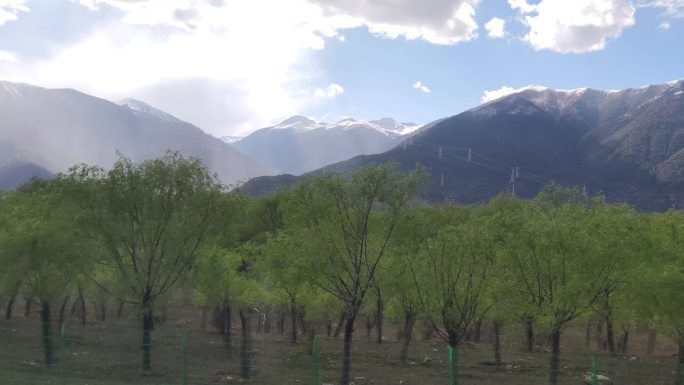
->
[230,116,420,175]
[220,135,244,144]
[240,78,684,210]
[115,98,182,123]
[0,81,268,187]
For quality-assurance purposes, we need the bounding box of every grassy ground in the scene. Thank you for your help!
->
[0,300,678,385]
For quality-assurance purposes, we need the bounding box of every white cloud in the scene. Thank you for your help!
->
[2,0,357,136]
[639,0,684,17]
[309,0,481,45]
[313,83,344,98]
[0,50,19,63]
[0,0,28,26]
[413,81,431,93]
[660,20,671,28]
[481,86,516,103]
[484,17,506,38]
[508,0,635,53]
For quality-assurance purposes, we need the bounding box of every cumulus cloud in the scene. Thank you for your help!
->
[0,0,28,26]
[313,83,344,98]
[660,20,671,28]
[485,17,506,38]
[309,0,481,45]
[413,81,431,93]
[0,50,19,63]
[481,86,516,103]
[508,0,636,53]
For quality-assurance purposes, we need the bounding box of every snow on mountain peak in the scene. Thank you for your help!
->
[220,135,244,144]
[116,98,181,123]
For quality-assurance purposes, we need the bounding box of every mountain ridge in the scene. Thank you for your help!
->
[230,115,421,175]
[0,80,268,188]
[239,78,684,210]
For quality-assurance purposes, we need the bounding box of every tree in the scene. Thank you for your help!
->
[503,200,627,385]
[284,164,427,385]
[68,152,224,370]
[645,210,684,384]
[0,179,92,366]
[409,214,495,350]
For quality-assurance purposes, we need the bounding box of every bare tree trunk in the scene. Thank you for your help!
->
[57,296,69,326]
[98,300,106,322]
[340,315,356,385]
[277,310,285,334]
[677,338,684,385]
[365,316,373,340]
[299,311,307,334]
[290,301,298,344]
[263,307,271,334]
[399,310,417,362]
[595,320,605,351]
[4,284,19,320]
[141,295,154,371]
[24,298,32,317]
[618,326,629,354]
[326,322,332,337]
[493,320,503,367]
[213,303,231,349]
[423,323,435,341]
[41,301,54,366]
[239,309,251,380]
[375,289,383,344]
[548,326,561,385]
[525,317,535,353]
[585,320,591,347]
[77,287,86,326]
[117,301,124,318]
[646,328,657,357]
[201,307,207,331]
[333,311,346,338]
[473,319,482,343]
[605,312,616,356]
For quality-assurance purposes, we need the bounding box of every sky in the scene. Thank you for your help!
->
[0,0,682,137]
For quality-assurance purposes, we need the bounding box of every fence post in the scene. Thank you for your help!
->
[310,336,320,385]
[590,355,598,385]
[448,345,457,385]
[181,333,188,385]
[59,322,67,385]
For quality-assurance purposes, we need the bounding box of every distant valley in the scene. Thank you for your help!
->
[227,115,420,175]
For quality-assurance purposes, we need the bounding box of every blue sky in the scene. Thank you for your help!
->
[0,0,682,136]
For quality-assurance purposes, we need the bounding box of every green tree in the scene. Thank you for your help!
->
[503,200,627,385]
[409,214,495,350]
[68,152,224,370]
[0,179,92,366]
[645,210,684,384]
[284,164,427,385]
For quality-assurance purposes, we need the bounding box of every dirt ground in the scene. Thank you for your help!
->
[0,297,678,385]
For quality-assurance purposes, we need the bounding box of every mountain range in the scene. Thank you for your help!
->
[2,78,683,210]
[0,81,266,187]
[240,79,684,211]
[228,115,420,175]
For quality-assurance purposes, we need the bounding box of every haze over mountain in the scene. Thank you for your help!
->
[240,79,684,211]
[229,115,420,175]
[0,81,268,188]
